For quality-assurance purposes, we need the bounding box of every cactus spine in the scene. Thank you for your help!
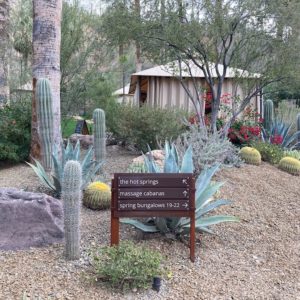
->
[263,99,274,132]
[36,78,54,171]
[93,109,106,165]
[62,160,82,260]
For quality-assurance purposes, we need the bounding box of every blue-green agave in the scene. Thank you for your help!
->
[121,142,238,236]
[27,140,103,197]
[262,118,300,149]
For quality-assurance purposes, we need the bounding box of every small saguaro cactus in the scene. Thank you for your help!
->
[297,113,300,143]
[278,157,300,175]
[36,78,54,171]
[62,160,82,260]
[93,108,106,164]
[239,147,261,165]
[263,99,274,132]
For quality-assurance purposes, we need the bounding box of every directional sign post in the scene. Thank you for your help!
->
[111,173,196,262]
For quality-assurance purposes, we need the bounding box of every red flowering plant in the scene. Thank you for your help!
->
[227,106,262,145]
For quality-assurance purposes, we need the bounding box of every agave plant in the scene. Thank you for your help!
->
[27,140,103,197]
[262,118,300,149]
[121,142,238,236]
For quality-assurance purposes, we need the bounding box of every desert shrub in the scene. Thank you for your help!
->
[0,100,31,162]
[176,124,242,175]
[251,141,284,164]
[111,104,187,152]
[91,241,163,290]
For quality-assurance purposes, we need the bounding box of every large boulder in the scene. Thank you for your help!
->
[132,150,165,169]
[0,188,64,251]
[68,132,117,149]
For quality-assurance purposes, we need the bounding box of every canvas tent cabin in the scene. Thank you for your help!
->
[128,62,262,117]
[113,84,134,104]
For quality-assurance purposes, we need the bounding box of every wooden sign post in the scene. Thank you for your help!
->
[111,173,196,262]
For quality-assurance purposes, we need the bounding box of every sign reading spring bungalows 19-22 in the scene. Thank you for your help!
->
[110,173,196,262]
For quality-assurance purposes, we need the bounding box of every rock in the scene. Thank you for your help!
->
[132,150,165,168]
[69,134,93,149]
[0,188,64,251]
[69,132,117,149]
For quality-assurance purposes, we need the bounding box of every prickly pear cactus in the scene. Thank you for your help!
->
[278,157,300,175]
[83,181,111,210]
[263,99,274,132]
[93,108,106,164]
[36,78,54,171]
[62,160,82,260]
[239,147,261,165]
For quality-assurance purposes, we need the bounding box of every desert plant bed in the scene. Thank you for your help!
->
[0,145,299,299]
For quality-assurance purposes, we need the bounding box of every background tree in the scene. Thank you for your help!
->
[0,0,10,105]
[31,0,63,160]
[103,0,300,132]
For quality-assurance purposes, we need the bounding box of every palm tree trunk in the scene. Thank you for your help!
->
[31,0,62,160]
[0,0,10,105]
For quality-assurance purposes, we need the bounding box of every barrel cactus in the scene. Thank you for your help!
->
[263,99,274,132]
[278,157,300,175]
[239,147,261,165]
[93,108,106,165]
[83,181,111,210]
[36,78,54,171]
[284,150,300,161]
[62,160,82,260]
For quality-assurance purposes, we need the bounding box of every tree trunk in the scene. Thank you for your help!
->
[31,0,62,161]
[134,0,142,72]
[0,0,9,105]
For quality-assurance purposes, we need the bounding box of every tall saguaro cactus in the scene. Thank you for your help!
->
[93,108,106,164]
[263,99,274,132]
[62,160,82,260]
[36,78,54,171]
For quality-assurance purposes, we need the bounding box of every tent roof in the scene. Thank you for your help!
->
[129,61,260,94]
[113,84,131,96]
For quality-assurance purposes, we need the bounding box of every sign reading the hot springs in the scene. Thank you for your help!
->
[110,173,196,262]
[116,173,192,213]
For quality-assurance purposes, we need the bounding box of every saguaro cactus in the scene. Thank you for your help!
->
[62,160,82,260]
[263,99,274,132]
[93,108,106,164]
[297,113,300,143]
[36,78,54,171]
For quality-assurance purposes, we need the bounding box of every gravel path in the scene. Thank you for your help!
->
[0,146,299,300]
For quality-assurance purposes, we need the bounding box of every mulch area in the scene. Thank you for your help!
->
[0,145,299,300]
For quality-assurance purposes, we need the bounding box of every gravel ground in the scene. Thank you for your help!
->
[0,146,299,300]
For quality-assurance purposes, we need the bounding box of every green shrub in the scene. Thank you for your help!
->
[251,141,284,164]
[109,104,187,152]
[91,241,163,290]
[0,101,31,162]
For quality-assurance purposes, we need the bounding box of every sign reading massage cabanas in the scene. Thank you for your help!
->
[111,173,196,261]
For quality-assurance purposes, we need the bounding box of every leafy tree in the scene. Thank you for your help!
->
[103,0,300,132]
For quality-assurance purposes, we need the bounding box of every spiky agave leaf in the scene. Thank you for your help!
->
[180,145,193,173]
[121,218,160,233]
